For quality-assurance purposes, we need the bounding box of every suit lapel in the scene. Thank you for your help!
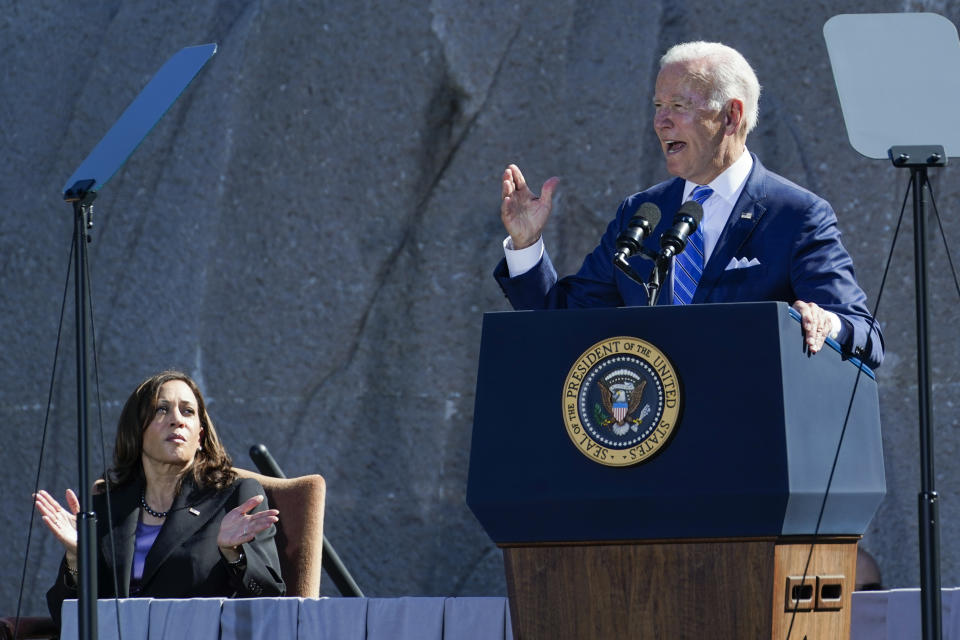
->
[98,481,141,597]
[140,478,231,588]
[694,156,768,303]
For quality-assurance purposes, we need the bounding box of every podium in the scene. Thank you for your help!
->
[466,302,884,639]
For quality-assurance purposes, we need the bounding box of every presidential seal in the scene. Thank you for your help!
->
[562,336,681,466]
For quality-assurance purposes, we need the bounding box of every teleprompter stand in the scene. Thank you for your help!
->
[61,180,98,640]
[890,145,947,640]
[825,13,960,639]
[59,44,217,640]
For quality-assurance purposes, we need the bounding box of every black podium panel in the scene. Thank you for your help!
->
[466,302,884,543]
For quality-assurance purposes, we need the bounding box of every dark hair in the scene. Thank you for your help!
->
[109,370,236,492]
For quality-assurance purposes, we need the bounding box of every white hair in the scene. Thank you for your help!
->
[660,41,761,135]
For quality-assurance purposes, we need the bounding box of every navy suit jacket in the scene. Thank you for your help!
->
[47,476,285,624]
[495,155,884,369]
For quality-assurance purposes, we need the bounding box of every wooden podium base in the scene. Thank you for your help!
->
[503,537,858,640]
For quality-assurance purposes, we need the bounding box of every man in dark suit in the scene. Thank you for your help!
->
[495,41,884,370]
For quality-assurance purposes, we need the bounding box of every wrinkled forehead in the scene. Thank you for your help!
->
[654,61,714,105]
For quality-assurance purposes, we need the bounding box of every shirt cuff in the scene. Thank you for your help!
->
[503,236,545,277]
[827,311,841,340]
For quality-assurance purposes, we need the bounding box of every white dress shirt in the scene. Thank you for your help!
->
[682,148,752,265]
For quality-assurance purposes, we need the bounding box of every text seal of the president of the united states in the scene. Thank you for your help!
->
[562,336,681,467]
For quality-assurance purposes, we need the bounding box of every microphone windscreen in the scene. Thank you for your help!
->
[676,200,703,225]
[637,201,662,228]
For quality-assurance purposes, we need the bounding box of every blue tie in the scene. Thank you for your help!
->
[672,185,713,305]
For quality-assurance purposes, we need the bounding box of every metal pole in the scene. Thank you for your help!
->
[912,167,941,640]
[73,198,98,640]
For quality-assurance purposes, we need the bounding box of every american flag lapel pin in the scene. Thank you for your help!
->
[740,210,753,220]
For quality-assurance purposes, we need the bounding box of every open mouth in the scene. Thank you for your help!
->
[664,140,686,154]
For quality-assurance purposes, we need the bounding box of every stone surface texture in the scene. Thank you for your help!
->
[1,0,959,615]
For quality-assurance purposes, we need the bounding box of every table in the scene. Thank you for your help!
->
[61,589,960,640]
[60,597,513,640]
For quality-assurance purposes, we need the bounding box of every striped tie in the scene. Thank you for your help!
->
[672,185,713,305]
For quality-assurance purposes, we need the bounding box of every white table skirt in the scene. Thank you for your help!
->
[851,588,960,640]
[61,590,960,640]
[60,597,514,640]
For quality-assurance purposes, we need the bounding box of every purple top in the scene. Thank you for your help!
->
[130,521,162,594]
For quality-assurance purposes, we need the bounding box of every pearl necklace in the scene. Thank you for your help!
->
[140,491,169,519]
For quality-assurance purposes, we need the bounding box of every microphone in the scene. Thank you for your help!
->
[614,202,661,263]
[656,200,704,264]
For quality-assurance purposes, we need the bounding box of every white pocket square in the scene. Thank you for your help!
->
[724,257,761,271]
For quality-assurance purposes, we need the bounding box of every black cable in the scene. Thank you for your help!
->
[785,179,910,639]
[13,235,74,640]
[926,182,960,300]
[85,240,124,640]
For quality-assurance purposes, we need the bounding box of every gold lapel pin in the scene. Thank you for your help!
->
[188,508,200,516]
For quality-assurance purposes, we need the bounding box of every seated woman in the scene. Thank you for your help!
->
[35,370,285,623]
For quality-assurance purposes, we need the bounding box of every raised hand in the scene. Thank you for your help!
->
[217,494,279,560]
[35,489,80,565]
[500,164,559,250]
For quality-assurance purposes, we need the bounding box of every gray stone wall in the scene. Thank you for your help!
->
[1,0,959,615]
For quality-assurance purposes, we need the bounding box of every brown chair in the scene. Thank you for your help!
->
[1,469,325,639]
[233,468,326,598]
[0,617,58,640]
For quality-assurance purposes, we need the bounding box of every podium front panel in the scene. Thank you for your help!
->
[467,302,884,543]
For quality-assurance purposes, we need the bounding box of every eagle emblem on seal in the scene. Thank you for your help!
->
[598,370,649,436]
[563,337,680,467]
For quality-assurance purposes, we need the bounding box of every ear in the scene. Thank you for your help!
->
[724,98,744,136]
